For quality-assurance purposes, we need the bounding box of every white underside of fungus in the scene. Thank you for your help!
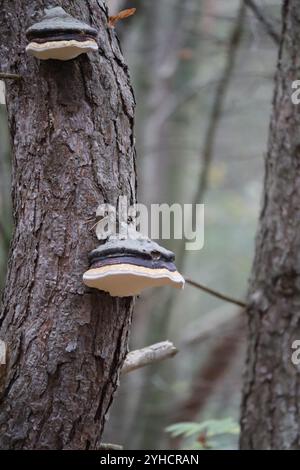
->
[83,264,185,297]
[26,39,98,61]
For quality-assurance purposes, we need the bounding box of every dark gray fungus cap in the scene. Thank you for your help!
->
[26,7,98,40]
[89,238,176,264]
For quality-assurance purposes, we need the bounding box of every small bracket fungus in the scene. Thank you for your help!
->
[26,7,98,61]
[83,236,185,297]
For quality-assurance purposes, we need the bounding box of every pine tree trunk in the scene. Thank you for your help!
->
[240,0,300,449]
[0,0,136,450]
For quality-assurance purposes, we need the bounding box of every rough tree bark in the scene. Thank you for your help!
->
[0,106,12,292]
[0,0,136,449]
[240,0,300,449]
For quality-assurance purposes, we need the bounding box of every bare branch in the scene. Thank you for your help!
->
[244,0,280,45]
[99,443,123,451]
[122,341,178,374]
[185,278,246,308]
[0,72,21,80]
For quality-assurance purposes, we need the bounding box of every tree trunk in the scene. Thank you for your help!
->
[0,105,12,293]
[240,0,300,449]
[0,0,136,450]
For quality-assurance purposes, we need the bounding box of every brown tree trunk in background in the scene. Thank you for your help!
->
[0,0,136,450]
[240,0,300,449]
[176,317,244,423]
[170,316,244,449]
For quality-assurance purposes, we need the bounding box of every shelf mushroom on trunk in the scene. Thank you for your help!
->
[26,7,99,61]
[83,236,185,297]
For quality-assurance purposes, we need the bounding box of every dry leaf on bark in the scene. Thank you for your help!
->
[108,8,136,28]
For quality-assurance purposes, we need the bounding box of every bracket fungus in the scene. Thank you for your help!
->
[26,7,98,61]
[83,236,185,297]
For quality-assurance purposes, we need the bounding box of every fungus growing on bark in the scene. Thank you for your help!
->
[83,236,185,297]
[26,7,98,61]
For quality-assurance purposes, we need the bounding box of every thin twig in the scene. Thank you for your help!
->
[185,278,246,308]
[244,0,280,45]
[0,72,21,80]
[122,341,178,374]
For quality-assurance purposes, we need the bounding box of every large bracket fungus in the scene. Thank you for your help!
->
[83,235,185,297]
[26,7,99,61]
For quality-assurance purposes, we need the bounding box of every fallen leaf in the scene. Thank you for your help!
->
[109,8,136,28]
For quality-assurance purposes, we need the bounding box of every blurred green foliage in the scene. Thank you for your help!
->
[166,417,240,450]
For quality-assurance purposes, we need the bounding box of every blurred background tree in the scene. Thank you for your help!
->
[241,0,300,449]
[0,0,281,450]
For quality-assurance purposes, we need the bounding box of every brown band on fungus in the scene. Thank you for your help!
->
[89,249,174,263]
[90,256,178,272]
[26,33,97,44]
